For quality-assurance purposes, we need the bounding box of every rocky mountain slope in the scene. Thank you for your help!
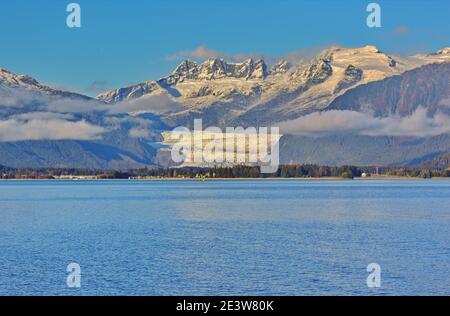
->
[280,134,450,167]
[328,62,450,116]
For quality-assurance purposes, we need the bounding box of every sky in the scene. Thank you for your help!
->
[0,0,448,96]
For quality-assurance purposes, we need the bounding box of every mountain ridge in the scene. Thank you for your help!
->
[0,68,93,101]
[96,45,450,127]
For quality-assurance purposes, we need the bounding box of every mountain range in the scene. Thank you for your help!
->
[1,45,450,169]
[97,45,450,126]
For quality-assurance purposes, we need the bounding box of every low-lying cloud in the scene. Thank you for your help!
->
[110,94,184,115]
[0,118,107,142]
[278,107,450,138]
[0,87,109,113]
[0,87,112,141]
[0,84,185,142]
[0,83,184,142]
[128,126,151,138]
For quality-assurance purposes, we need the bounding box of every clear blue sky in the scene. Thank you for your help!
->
[0,0,448,95]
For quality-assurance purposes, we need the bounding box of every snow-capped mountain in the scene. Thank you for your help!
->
[97,58,268,104]
[97,45,450,126]
[0,68,49,91]
[0,68,91,100]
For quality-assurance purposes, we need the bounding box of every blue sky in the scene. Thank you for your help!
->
[0,0,448,95]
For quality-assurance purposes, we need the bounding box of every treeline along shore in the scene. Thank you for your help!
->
[1,164,450,180]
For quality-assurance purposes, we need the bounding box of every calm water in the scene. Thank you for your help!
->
[0,179,449,296]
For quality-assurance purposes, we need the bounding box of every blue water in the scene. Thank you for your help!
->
[0,179,449,295]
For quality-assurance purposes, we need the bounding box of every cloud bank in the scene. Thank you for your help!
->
[110,94,184,115]
[0,118,106,142]
[278,107,450,138]
[0,87,111,141]
[0,85,179,142]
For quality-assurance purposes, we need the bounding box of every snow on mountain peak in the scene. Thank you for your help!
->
[269,60,291,75]
[171,60,198,76]
[435,48,450,55]
[290,57,333,84]
[171,57,268,81]
[0,67,48,91]
[0,66,94,102]
[414,47,450,64]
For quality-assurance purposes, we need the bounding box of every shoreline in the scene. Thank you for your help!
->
[0,176,447,181]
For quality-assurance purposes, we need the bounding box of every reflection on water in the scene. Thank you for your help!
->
[0,180,449,295]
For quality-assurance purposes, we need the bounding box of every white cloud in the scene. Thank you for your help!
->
[0,86,109,113]
[45,96,110,113]
[278,107,450,137]
[12,111,75,121]
[128,126,151,138]
[0,84,183,142]
[0,87,111,141]
[0,87,44,108]
[0,118,107,142]
[110,94,184,115]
